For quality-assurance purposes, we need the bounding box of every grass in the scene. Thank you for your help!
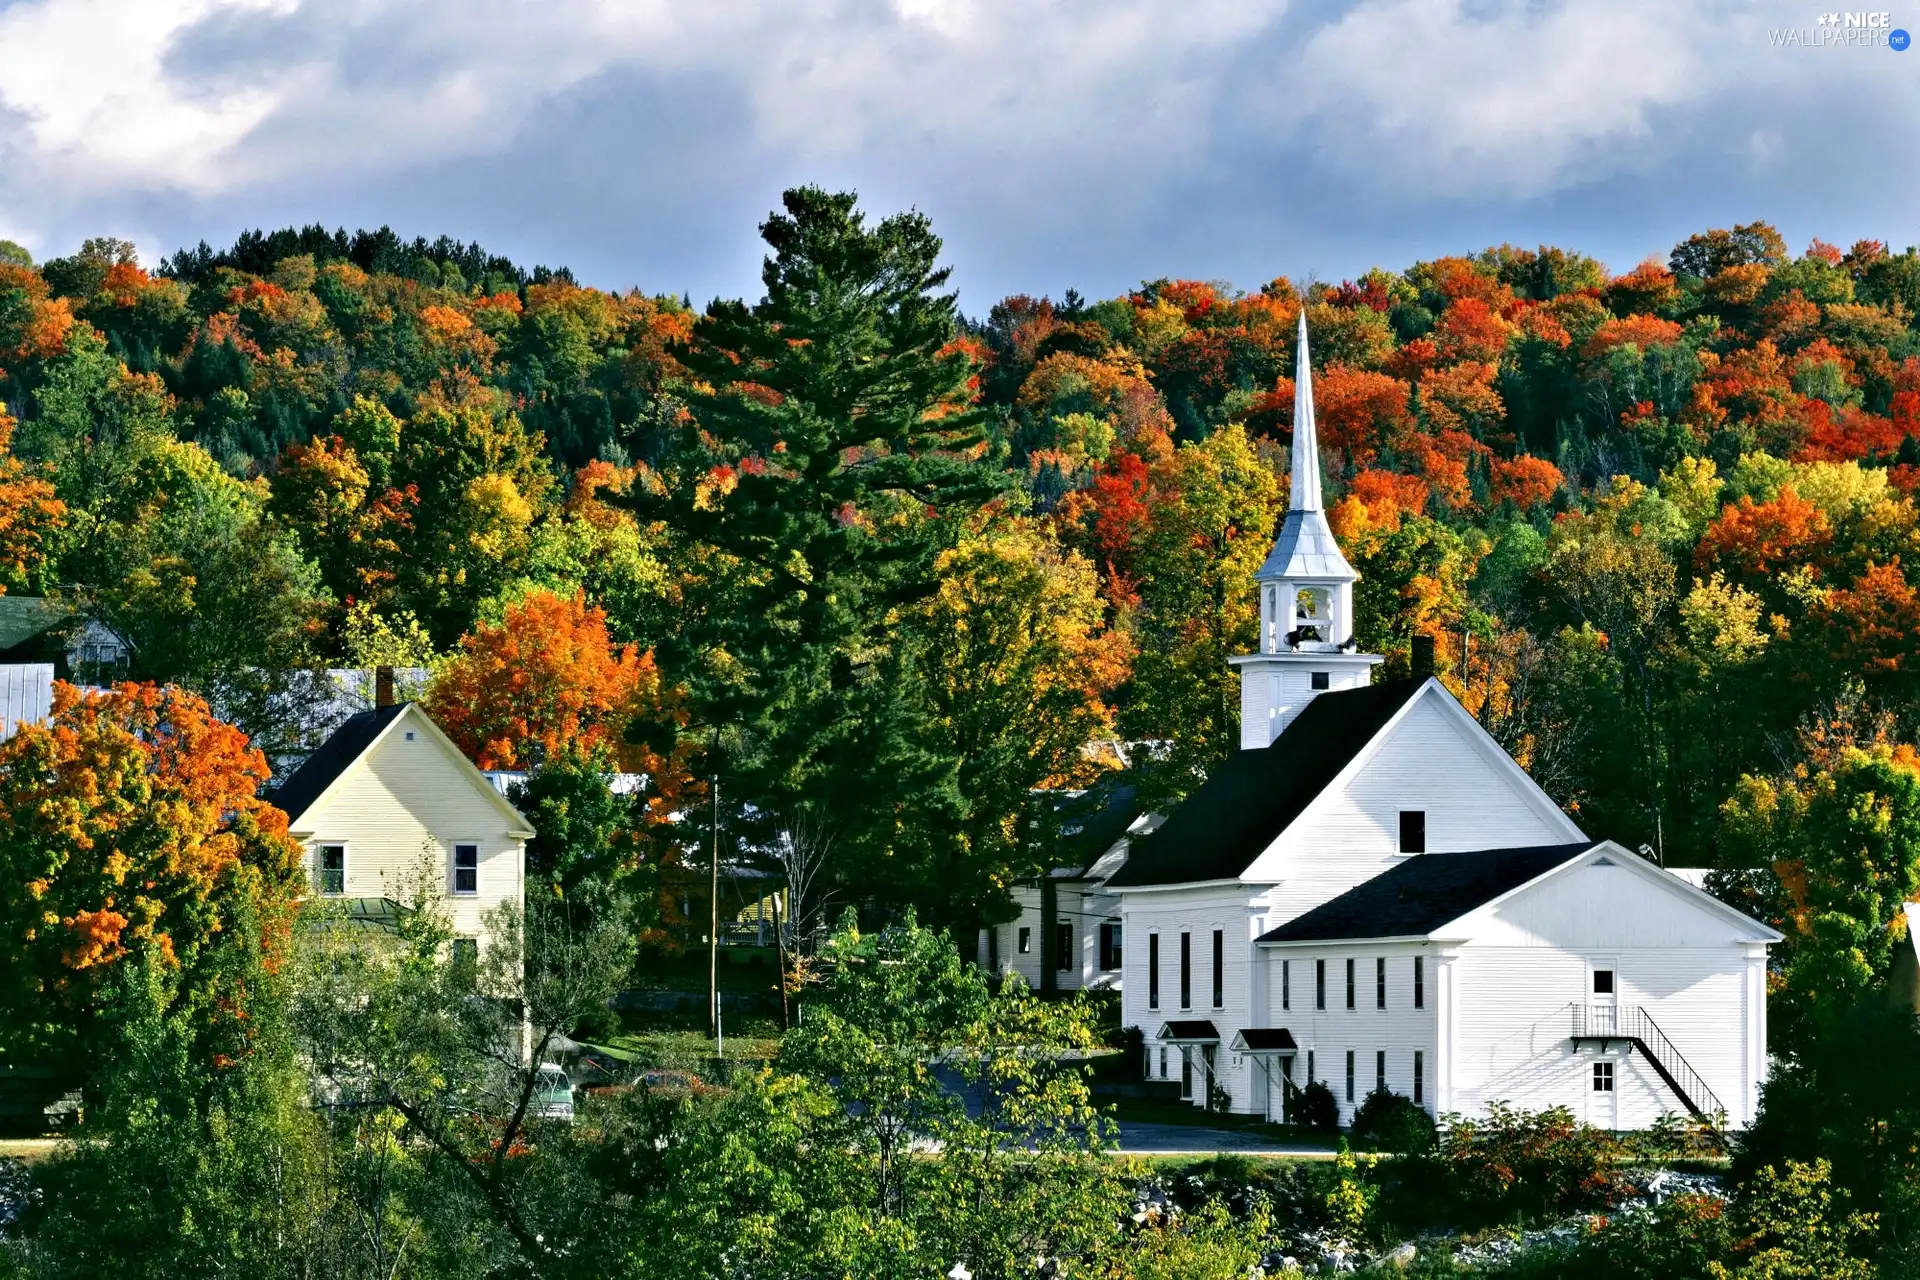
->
[0,1138,60,1163]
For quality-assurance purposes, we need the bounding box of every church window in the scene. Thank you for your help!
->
[1592,968,1615,995]
[1017,927,1031,954]
[1179,932,1192,1008]
[1413,1051,1424,1104]
[1306,1049,1315,1083]
[1282,959,1290,1011]
[1311,671,1330,690]
[1345,1050,1355,1103]
[1399,810,1426,854]
[1376,956,1386,1008]
[1345,958,1355,1009]
[1315,959,1326,1009]
[1414,956,1425,1008]
[1148,933,1160,1008]
[1211,930,1224,1008]
[1376,1050,1386,1094]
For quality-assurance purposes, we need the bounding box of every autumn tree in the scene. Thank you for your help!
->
[425,588,680,783]
[0,682,304,1077]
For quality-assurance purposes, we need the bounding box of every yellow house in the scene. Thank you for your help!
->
[272,701,535,958]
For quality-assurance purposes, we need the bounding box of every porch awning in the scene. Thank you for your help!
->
[1229,1028,1298,1055]
[1157,1020,1220,1044]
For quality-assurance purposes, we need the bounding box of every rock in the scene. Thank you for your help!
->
[1386,1242,1417,1267]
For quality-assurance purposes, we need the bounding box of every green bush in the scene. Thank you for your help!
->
[1349,1088,1438,1153]
[1289,1080,1339,1133]
[1379,1102,1624,1233]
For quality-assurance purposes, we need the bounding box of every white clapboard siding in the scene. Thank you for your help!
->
[986,883,1121,992]
[0,664,53,740]
[1122,883,1274,1109]
[1248,692,1582,925]
[297,710,528,956]
[1270,943,1439,1124]
[1446,946,1758,1128]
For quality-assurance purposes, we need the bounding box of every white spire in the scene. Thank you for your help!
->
[1290,309,1322,513]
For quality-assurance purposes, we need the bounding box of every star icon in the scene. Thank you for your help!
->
[1819,11,1838,23]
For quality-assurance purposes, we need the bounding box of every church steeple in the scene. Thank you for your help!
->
[1229,309,1382,748]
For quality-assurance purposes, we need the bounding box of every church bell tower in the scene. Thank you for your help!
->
[1229,310,1383,749]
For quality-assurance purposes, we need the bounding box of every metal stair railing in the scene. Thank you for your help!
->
[1570,1003,1724,1121]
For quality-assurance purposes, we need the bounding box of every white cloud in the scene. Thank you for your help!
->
[0,0,296,190]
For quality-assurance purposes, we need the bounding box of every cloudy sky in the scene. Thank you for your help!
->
[0,0,1913,310]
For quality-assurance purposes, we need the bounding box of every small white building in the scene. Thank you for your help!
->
[1095,311,1780,1129]
[981,786,1153,993]
[271,700,534,959]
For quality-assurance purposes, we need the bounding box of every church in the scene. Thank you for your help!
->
[986,312,1779,1130]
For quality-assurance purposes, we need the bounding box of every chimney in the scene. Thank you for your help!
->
[1410,635,1435,682]
[375,664,396,708]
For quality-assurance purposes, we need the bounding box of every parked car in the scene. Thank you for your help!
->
[529,1062,575,1122]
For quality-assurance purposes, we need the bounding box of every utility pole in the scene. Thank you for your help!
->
[710,773,721,1043]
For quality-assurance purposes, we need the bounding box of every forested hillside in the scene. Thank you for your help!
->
[5,200,1920,924]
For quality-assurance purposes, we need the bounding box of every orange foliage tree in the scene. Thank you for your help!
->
[425,588,684,783]
[0,682,303,1067]
[1695,486,1834,583]
[0,413,65,592]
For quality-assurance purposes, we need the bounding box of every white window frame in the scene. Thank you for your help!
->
[451,841,481,896]
[316,842,348,897]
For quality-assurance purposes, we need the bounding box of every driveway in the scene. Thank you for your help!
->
[1109,1118,1334,1156]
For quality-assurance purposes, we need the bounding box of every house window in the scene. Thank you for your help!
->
[1179,932,1192,1009]
[1376,957,1387,1009]
[1399,810,1426,854]
[1148,933,1160,1009]
[453,844,479,895]
[1311,671,1330,691]
[1413,1051,1424,1105]
[1376,1049,1386,1095]
[1315,959,1326,1010]
[317,845,346,896]
[1211,929,1224,1009]
[1345,958,1356,1009]
[1018,927,1032,954]
[1593,1061,1615,1093]
[1592,968,1615,995]
[1282,959,1291,1011]
[1055,922,1074,972]
[1345,1050,1355,1103]
[1098,922,1122,972]
[1414,956,1425,1009]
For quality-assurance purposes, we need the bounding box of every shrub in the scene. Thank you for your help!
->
[1350,1088,1438,1154]
[1378,1102,1624,1233]
[1290,1080,1339,1133]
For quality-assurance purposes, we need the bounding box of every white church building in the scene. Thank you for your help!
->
[992,312,1779,1131]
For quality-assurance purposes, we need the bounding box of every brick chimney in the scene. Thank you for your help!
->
[1410,635,1435,682]
[375,664,396,708]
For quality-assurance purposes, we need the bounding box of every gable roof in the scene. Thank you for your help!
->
[0,596,66,654]
[269,702,534,838]
[1255,842,1600,944]
[270,703,408,825]
[1104,677,1425,888]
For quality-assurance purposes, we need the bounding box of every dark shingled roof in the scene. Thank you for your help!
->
[1256,842,1600,944]
[1232,1028,1298,1053]
[1049,781,1142,878]
[1105,678,1426,888]
[269,703,408,825]
[1158,1020,1220,1042]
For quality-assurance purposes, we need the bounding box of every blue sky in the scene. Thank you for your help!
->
[1,0,1915,313]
